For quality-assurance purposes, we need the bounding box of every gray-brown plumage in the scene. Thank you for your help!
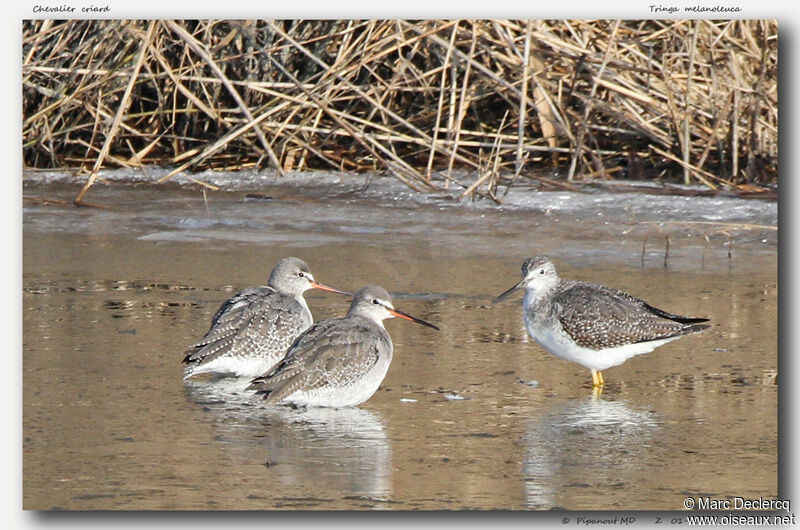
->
[552,283,709,350]
[495,256,710,387]
[182,257,349,380]
[248,285,439,407]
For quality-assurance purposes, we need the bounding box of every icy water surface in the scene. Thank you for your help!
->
[23,174,777,510]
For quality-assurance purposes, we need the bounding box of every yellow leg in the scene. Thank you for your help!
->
[597,371,605,386]
[591,369,605,387]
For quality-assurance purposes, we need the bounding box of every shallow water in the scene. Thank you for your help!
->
[22,175,777,510]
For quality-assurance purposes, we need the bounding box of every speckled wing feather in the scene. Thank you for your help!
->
[183,287,310,368]
[248,318,388,404]
[207,287,271,329]
[574,281,709,325]
[553,283,704,349]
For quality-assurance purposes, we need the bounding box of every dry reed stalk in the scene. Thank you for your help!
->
[447,24,477,183]
[567,20,621,182]
[75,21,156,204]
[650,145,717,189]
[267,21,462,187]
[515,21,531,179]
[164,20,285,177]
[22,20,777,196]
[683,23,700,185]
[23,196,113,209]
[426,22,458,181]
[263,45,430,192]
[157,106,273,185]
[459,109,508,201]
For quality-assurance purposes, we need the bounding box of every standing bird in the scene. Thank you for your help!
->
[182,257,349,380]
[495,256,710,387]
[248,285,439,408]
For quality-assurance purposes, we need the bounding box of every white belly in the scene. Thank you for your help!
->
[282,357,392,408]
[185,355,280,379]
[523,302,679,371]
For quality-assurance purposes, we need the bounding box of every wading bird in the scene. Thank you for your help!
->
[183,257,349,379]
[495,256,710,388]
[248,285,439,407]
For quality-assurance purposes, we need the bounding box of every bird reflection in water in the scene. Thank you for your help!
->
[184,380,392,505]
[522,396,660,509]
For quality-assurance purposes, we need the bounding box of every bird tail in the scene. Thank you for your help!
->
[248,365,305,405]
[675,316,711,325]
[685,322,711,334]
[644,302,710,325]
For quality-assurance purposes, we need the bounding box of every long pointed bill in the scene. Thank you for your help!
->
[389,307,440,331]
[310,281,352,296]
[494,279,525,302]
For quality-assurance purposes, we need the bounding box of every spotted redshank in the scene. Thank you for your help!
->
[248,285,439,407]
[182,257,349,380]
[495,256,710,387]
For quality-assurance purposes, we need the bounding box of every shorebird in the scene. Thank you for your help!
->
[248,285,439,407]
[182,257,349,380]
[495,256,710,388]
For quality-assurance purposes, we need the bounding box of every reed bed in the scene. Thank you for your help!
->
[22,19,777,203]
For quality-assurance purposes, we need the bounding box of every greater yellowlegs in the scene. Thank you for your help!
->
[182,257,349,379]
[495,256,710,387]
[248,285,439,407]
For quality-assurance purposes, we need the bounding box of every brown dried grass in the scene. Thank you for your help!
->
[22,20,777,202]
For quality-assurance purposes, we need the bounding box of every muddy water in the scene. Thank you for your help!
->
[23,179,777,510]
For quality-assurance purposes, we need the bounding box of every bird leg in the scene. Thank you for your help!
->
[591,369,605,387]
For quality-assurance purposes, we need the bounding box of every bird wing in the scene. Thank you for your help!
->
[248,319,387,404]
[553,283,696,349]
[582,282,710,324]
[207,287,272,328]
[183,287,309,367]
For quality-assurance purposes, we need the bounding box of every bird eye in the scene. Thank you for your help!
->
[372,299,379,304]
[298,272,305,278]
[539,269,545,275]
